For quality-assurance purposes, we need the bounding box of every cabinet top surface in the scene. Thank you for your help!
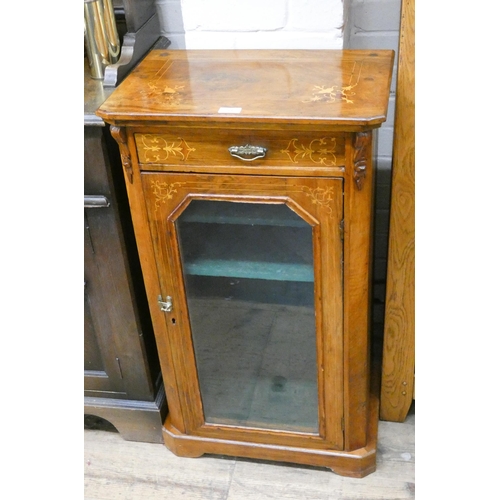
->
[96,49,394,128]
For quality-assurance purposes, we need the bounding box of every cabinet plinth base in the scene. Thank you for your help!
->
[162,394,378,478]
[84,384,167,443]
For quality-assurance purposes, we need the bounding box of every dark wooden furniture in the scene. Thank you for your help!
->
[84,66,167,441]
[380,0,415,422]
[103,0,163,87]
[84,0,170,442]
[97,49,394,476]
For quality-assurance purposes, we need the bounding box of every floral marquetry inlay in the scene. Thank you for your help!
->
[140,82,185,105]
[136,58,186,105]
[302,61,366,104]
[301,186,336,217]
[151,181,186,212]
[303,85,356,104]
[137,134,196,163]
[281,138,337,167]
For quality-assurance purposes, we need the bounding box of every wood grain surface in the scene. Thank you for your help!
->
[141,172,345,451]
[97,50,394,128]
[96,48,394,476]
[380,0,415,422]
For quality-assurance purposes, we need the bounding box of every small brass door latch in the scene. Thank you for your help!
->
[158,295,173,312]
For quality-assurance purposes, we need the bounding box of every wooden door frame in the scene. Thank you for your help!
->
[141,172,345,450]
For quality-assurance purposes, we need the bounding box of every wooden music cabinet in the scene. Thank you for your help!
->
[97,49,394,477]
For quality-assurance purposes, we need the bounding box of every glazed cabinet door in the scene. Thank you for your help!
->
[143,172,345,450]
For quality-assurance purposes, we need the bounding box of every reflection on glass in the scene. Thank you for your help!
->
[176,201,319,433]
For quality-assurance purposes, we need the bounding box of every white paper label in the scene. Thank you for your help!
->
[218,107,242,114]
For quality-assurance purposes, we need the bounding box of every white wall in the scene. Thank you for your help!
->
[155,0,345,49]
[344,0,402,335]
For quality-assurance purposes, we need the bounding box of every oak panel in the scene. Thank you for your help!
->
[380,0,415,423]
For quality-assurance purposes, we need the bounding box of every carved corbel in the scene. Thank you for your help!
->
[110,125,133,183]
[353,131,371,190]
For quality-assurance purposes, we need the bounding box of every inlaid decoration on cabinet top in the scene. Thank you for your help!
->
[97,50,395,128]
[139,59,186,106]
[302,61,365,104]
[141,83,185,105]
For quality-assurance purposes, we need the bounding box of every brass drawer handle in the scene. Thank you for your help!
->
[228,145,267,162]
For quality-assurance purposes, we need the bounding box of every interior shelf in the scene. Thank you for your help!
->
[183,259,314,282]
[177,200,314,284]
[178,223,313,283]
[180,202,309,228]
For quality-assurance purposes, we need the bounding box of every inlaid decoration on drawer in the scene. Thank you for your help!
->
[134,130,345,170]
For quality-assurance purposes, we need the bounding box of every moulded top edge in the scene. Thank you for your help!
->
[96,49,394,127]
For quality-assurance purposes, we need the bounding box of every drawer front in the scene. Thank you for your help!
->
[134,129,345,176]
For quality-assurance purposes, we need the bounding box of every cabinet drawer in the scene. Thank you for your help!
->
[134,128,345,176]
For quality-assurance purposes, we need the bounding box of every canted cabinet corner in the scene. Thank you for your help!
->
[96,49,393,477]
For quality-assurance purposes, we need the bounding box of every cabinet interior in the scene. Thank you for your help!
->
[176,200,319,433]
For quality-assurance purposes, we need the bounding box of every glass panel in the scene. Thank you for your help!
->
[176,200,319,433]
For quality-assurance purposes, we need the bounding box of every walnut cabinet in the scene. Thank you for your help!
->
[97,49,394,477]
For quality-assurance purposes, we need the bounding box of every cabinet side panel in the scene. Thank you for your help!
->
[108,126,187,432]
[343,132,375,450]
